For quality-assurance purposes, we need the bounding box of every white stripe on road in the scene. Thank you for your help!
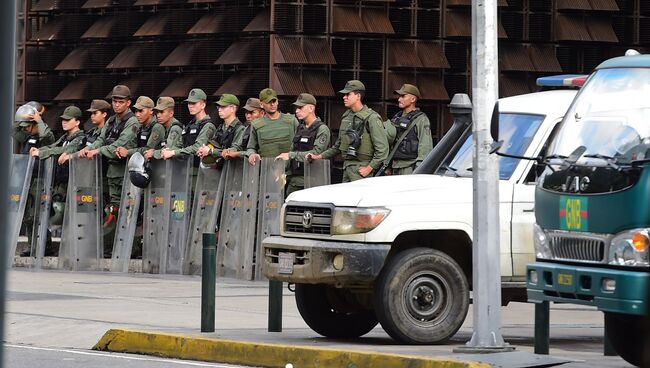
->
[4,344,251,367]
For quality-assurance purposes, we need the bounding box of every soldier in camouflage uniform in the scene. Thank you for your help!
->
[246,88,299,164]
[308,80,388,182]
[145,97,183,161]
[28,106,87,256]
[115,96,165,159]
[79,85,140,233]
[222,97,263,160]
[276,93,330,194]
[388,84,433,175]
[197,94,245,167]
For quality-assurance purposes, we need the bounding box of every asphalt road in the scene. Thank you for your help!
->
[4,344,259,368]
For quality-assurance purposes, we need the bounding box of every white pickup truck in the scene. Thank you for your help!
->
[262,89,577,344]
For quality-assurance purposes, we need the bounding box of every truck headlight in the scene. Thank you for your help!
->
[331,207,390,235]
[534,224,552,259]
[608,229,650,267]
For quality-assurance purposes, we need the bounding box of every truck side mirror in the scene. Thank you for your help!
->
[490,101,499,142]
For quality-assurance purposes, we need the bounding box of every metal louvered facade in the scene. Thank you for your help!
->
[14,0,650,142]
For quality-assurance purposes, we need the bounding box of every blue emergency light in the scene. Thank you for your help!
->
[536,74,588,87]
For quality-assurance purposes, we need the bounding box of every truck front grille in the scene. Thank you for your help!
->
[548,232,607,263]
[284,205,332,235]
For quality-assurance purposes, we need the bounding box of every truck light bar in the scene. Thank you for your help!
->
[536,74,588,87]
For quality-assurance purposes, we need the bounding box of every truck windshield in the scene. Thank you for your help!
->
[437,113,544,179]
[546,68,650,164]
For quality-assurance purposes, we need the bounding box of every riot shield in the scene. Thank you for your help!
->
[162,157,192,274]
[183,164,225,275]
[142,159,168,274]
[110,166,143,273]
[58,156,103,271]
[30,157,55,269]
[8,154,35,266]
[217,159,260,280]
[304,160,331,188]
[255,158,286,280]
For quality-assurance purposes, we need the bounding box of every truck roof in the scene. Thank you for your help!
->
[597,54,650,69]
[498,89,577,119]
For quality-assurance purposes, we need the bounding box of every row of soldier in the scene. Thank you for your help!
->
[12,80,433,275]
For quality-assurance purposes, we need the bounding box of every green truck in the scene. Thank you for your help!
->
[526,54,650,366]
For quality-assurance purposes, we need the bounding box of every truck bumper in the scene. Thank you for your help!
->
[261,236,391,286]
[527,261,650,315]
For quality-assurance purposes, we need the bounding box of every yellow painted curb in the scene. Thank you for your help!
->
[94,329,491,368]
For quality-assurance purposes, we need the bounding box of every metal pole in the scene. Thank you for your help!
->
[1,0,18,365]
[534,301,550,354]
[268,280,283,332]
[455,0,511,353]
[201,233,216,333]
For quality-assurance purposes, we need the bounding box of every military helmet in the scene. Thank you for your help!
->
[128,152,152,188]
[15,104,38,123]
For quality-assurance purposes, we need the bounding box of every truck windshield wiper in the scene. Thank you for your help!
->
[582,153,621,170]
[544,146,586,170]
[439,163,460,177]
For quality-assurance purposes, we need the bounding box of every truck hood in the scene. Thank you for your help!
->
[285,174,475,207]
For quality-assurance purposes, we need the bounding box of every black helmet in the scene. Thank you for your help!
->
[128,152,151,188]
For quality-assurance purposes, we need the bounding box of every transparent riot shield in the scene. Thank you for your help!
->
[8,154,35,266]
[255,158,286,280]
[142,159,168,274]
[183,164,225,275]
[162,157,192,274]
[110,166,143,273]
[304,160,331,188]
[217,159,260,280]
[58,156,103,271]
[30,157,55,269]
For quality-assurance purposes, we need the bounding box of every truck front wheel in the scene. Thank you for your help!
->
[374,247,469,344]
[604,312,645,367]
[295,283,378,338]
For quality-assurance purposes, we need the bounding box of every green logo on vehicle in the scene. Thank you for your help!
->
[559,196,588,231]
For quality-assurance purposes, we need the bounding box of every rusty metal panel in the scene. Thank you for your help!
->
[557,0,591,10]
[107,43,175,69]
[214,38,268,65]
[528,45,562,72]
[362,8,394,34]
[82,16,119,38]
[418,74,449,100]
[82,0,135,8]
[161,40,228,67]
[447,0,507,5]
[31,15,94,41]
[332,7,366,33]
[55,45,118,70]
[187,12,227,34]
[31,17,65,41]
[499,44,535,71]
[589,0,619,11]
[54,77,95,101]
[417,42,449,69]
[274,37,308,64]
[160,75,203,98]
[303,38,336,65]
[555,15,591,41]
[303,71,335,97]
[445,11,506,38]
[587,18,618,42]
[273,69,304,96]
[32,0,85,11]
[243,8,270,32]
[499,74,530,98]
[134,11,200,37]
[388,40,422,68]
[214,71,268,97]
[82,14,145,38]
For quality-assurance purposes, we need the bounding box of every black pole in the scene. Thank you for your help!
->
[201,233,216,332]
[268,280,283,332]
[534,301,550,355]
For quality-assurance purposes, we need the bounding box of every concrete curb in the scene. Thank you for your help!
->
[93,329,491,368]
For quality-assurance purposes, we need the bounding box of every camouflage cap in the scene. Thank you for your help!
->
[134,96,155,110]
[394,83,421,99]
[259,88,278,103]
[339,80,365,94]
[185,88,207,103]
[154,96,175,111]
[87,99,111,112]
[60,105,82,120]
[243,98,262,111]
[292,93,317,107]
[111,84,131,99]
[216,93,240,107]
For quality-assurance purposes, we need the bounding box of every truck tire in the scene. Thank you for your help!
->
[374,247,469,344]
[604,312,644,367]
[295,283,378,338]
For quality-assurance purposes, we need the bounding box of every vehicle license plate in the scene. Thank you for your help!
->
[278,252,295,274]
[557,273,573,286]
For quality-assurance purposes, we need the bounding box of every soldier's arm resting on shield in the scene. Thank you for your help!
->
[143,149,155,160]
[315,128,341,161]
[172,123,216,158]
[245,127,261,166]
[98,119,139,159]
[293,125,331,163]
[361,115,389,177]
[224,127,245,159]
[157,126,183,160]
[115,146,129,159]
[415,114,433,168]
[29,147,39,157]
[133,124,164,158]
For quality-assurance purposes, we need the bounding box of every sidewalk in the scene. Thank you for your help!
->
[5,268,633,367]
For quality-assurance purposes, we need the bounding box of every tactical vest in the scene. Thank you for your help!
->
[160,119,183,148]
[253,114,295,157]
[138,120,162,149]
[182,116,212,147]
[54,130,87,184]
[213,120,242,149]
[391,110,424,161]
[341,107,376,162]
[290,120,323,175]
[21,136,39,154]
[105,111,134,146]
[86,127,101,147]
